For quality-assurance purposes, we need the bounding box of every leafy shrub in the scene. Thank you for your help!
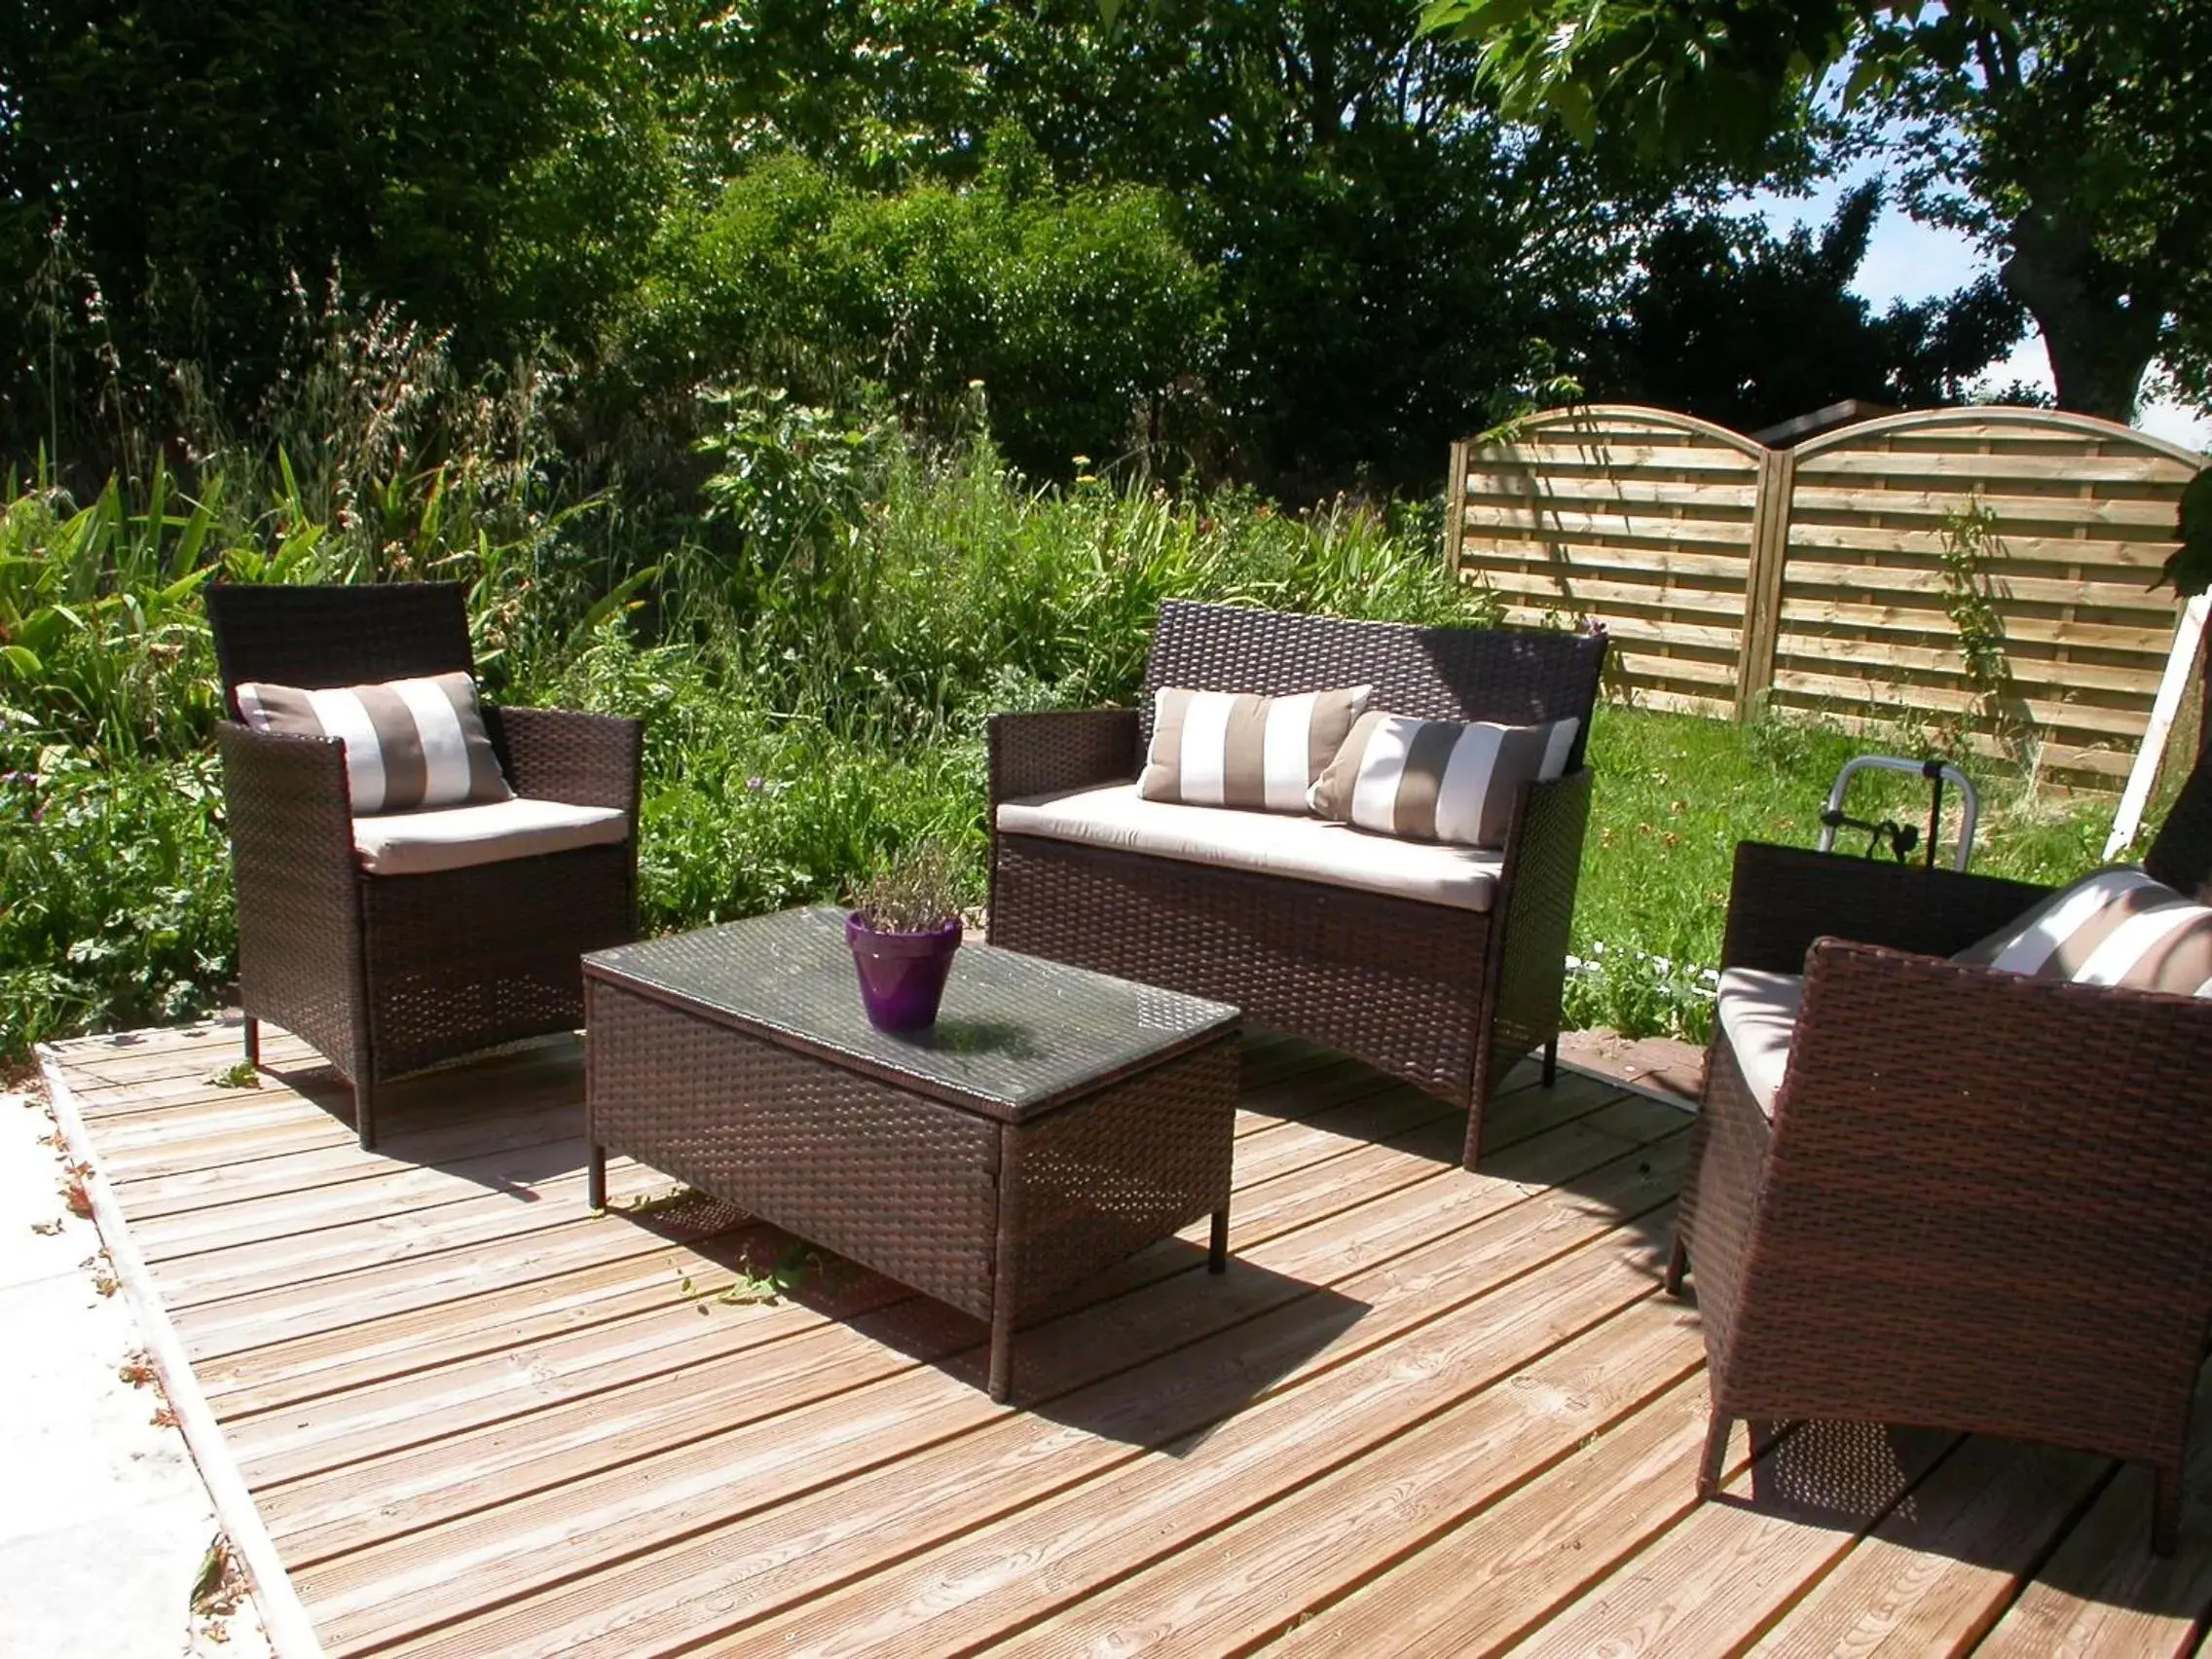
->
[621,145,1220,478]
[0,754,235,1054]
[687,423,1489,740]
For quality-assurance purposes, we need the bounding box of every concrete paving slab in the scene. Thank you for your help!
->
[0,1088,270,1658]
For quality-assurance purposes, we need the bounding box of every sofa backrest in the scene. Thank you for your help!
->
[1140,600,1608,772]
[206,581,477,719]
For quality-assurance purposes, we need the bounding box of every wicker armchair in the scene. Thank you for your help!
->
[206,583,643,1148]
[987,600,1607,1169]
[1667,753,2212,1554]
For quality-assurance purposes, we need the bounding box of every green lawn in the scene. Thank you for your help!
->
[1567,704,2119,1042]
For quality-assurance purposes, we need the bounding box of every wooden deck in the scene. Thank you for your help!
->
[41,1018,2212,1659]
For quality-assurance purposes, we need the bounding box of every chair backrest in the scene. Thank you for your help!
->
[205,582,476,719]
[1139,599,1608,772]
[2146,744,2212,901]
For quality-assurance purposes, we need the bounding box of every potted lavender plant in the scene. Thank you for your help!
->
[845,843,965,1033]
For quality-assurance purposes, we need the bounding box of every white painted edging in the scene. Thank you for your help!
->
[2108,593,2211,861]
[37,1043,330,1659]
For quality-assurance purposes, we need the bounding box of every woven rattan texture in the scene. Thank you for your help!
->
[1717,841,2051,973]
[585,962,1238,1336]
[487,705,646,812]
[1138,599,1606,770]
[364,843,637,1079]
[585,908,1235,1121]
[208,582,643,1146]
[1481,770,1593,1111]
[1667,1037,1769,1382]
[1677,847,2212,1552]
[1005,1038,1236,1311]
[989,602,1606,1168]
[217,721,369,1079]
[986,708,1141,802]
[587,980,1005,1315]
[992,836,1487,1103]
[206,581,476,715]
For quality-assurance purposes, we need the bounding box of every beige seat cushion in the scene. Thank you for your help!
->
[353,796,630,877]
[1715,966,1804,1117]
[996,783,1503,912]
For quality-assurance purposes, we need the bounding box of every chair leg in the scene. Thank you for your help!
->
[2154,1463,2183,1557]
[241,1015,260,1069]
[1698,1409,1731,1498]
[1663,1232,1689,1297]
[1541,1036,1559,1088]
[354,1079,378,1151]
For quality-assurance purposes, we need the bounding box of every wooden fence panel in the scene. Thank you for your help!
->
[1769,409,2200,786]
[1446,403,2205,791]
[1451,407,1766,719]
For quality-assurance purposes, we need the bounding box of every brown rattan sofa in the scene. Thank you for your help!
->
[986,599,1608,1170]
[1667,753,2212,1553]
[207,582,643,1148]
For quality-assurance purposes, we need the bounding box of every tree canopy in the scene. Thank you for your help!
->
[1595,183,2025,431]
[2,0,2049,491]
[1423,0,2212,424]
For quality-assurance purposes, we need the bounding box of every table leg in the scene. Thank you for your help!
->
[990,1124,1021,1403]
[988,1289,1016,1403]
[1209,1207,1230,1273]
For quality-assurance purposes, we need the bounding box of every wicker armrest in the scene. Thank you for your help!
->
[214,719,360,917]
[987,709,1141,806]
[1485,765,1596,1055]
[1788,935,2212,1154]
[488,705,645,817]
[1718,841,2049,975]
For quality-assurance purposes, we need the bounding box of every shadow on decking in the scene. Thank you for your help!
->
[259,1034,599,1199]
[609,1211,1371,1453]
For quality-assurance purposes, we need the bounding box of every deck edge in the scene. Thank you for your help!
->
[39,1040,332,1659]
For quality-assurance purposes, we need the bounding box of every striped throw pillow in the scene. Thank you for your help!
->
[1953,866,2212,996]
[1308,712,1579,848]
[1139,684,1373,812]
[235,673,513,815]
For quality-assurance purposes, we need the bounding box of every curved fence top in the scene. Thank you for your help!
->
[1448,401,2207,786]
[1491,404,1768,460]
[1792,404,2207,469]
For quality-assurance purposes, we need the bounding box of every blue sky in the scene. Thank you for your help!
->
[1739,162,2211,453]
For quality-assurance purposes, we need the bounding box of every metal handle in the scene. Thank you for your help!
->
[1814,756,1979,871]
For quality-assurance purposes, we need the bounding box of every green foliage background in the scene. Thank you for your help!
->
[4,0,2032,498]
[0,0,2138,1065]
[0,341,2114,1063]
[0,351,1497,1059]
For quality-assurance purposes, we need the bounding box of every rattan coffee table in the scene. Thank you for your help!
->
[582,907,1241,1401]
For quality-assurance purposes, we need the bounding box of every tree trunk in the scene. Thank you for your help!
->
[2002,218,2165,424]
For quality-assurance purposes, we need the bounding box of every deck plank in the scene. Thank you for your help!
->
[1264,1373,1735,1658]
[1746,1436,2112,1656]
[45,1014,2207,1659]
[1504,1425,1958,1655]
[975,1297,1704,1659]
[303,1132,1684,1654]
[1972,1385,2212,1659]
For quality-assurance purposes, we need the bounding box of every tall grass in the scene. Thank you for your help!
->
[0,369,1474,1059]
[0,321,2126,1064]
[1565,705,2114,1043]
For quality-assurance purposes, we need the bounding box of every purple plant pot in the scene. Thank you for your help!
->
[846,912,962,1033]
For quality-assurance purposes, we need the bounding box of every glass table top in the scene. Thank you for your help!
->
[585,907,1240,1117]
